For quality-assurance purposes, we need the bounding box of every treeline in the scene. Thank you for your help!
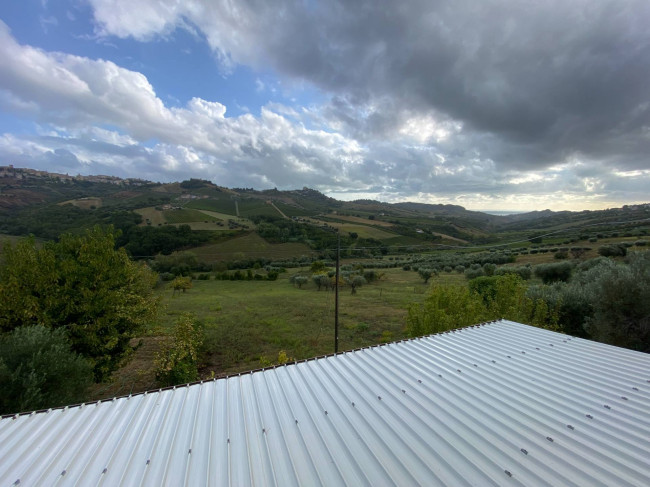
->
[118,224,214,257]
[0,205,142,240]
[407,252,650,353]
[252,215,388,254]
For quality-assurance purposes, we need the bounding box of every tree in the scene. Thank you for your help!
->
[0,325,93,414]
[0,227,159,381]
[171,276,193,294]
[534,261,573,284]
[582,253,650,352]
[154,314,204,386]
[418,268,434,284]
[407,274,559,338]
[348,275,367,294]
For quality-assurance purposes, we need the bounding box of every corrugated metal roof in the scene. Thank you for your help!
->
[1,319,649,486]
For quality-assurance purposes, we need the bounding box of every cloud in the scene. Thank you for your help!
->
[88,0,650,174]
[2,1,650,211]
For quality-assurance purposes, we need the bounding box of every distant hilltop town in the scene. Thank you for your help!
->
[0,165,150,186]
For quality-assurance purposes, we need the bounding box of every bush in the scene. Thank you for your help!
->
[0,325,93,414]
[534,262,573,284]
[482,263,497,276]
[154,314,204,386]
[160,272,175,281]
[196,273,211,280]
[581,253,650,352]
[496,265,532,280]
[554,251,568,260]
[464,267,485,280]
[598,244,627,257]
[0,228,158,382]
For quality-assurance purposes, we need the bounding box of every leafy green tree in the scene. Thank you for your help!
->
[582,253,650,352]
[418,268,434,284]
[534,261,573,284]
[310,260,327,273]
[0,227,159,381]
[407,274,558,337]
[171,276,193,294]
[154,314,204,386]
[347,275,367,294]
[0,325,93,414]
[406,285,487,336]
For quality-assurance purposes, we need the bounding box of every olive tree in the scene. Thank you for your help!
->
[0,227,159,381]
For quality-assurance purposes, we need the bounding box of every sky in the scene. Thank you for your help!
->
[0,1,649,211]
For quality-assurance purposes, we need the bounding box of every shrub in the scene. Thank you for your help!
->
[0,325,93,414]
[581,253,650,352]
[171,276,193,293]
[464,267,485,280]
[496,265,532,280]
[554,251,568,260]
[154,314,204,386]
[598,244,627,257]
[289,274,309,289]
[482,263,497,276]
[196,273,211,280]
[534,262,573,284]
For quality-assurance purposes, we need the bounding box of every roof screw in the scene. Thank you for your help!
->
[351,402,355,407]
[227,438,230,444]
[535,347,540,350]
[586,414,593,419]
[438,374,442,378]
[621,396,628,400]
[604,405,611,409]
[521,351,525,354]
[457,369,462,373]
[505,470,513,477]
[492,360,496,363]
[402,389,406,393]
[61,471,66,476]
[188,449,192,454]
[325,410,328,415]
[567,425,575,430]
[546,437,554,442]
[262,428,266,434]
[473,364,478,367]
[507,356,511,359]
[520,448,528,455]
[418,379,422,383]
[146,459,151,464]
[632,387,639,391]
[13,480,20,486]
[378,396,382,400]
[295,419,299,424]
[102,468,108,473]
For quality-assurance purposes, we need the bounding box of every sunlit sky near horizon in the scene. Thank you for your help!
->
[0,1,649,212]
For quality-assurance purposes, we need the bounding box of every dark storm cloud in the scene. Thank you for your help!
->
[192,0,650,171]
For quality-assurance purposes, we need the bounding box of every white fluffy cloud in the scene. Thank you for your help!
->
[2,0,650,211]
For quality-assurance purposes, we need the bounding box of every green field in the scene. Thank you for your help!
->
[89,267,467,400]
[314,221,399,240]
[134,206,166,225]
[186,197,238,215]
[193,233,312,262]
[163,208,219,223]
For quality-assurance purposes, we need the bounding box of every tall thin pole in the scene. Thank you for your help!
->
[334,231,340,353]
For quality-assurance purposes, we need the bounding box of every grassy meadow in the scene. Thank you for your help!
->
[90,266,466,399]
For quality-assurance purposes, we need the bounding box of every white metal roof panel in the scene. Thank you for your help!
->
[1,320,649,486]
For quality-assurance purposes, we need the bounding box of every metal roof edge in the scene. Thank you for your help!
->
[0,319,505,420]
